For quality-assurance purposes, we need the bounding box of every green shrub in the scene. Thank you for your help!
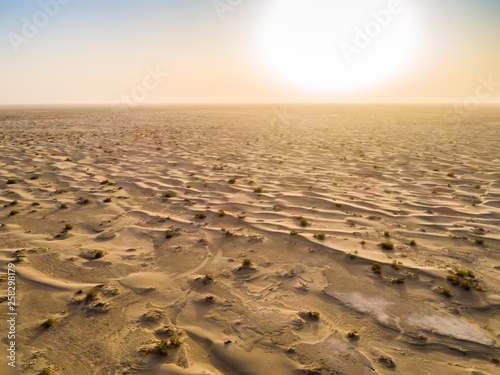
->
[103,197,112,203]
[60,203,68,209]
[447,172,455,177]
[6,179,16,184]
[166,232,173,239]
[76,197,91,205]
[335,203,342,208]
[169,337,182,347]
[164,192,174,198]
[290,231,299,235]
[86,289,98,300]
[42,318,55,328]
[218,210,226,217]
[379,242,394,250]
[155,340,170,355]
[254,187,263,193]
[474,238,484,245]
[300,218,308,227]
[409,240,417,246]
[9,210,19,216]
[347,329,358,339]
[383,231,390,237]
[94,250,104,259]
[371,263,382,274]
[440,287,453,297]
[197,213,207,219]
[360,240,366,245]
[228,178,236,184]
[204,274,214,283]
[242,259,253,267]
[308,311,320,320]
[393,278,405,284]
[39,368,55,375]
[313,233,326,240]
[64,223,73,231]
[466,270,475,278]
[390,260,400,270]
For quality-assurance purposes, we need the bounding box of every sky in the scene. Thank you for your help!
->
[0,0,499,105]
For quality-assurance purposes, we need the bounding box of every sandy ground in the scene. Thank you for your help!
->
[0,105,499,375]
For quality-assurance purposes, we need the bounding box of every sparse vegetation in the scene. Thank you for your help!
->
[166,232,173,239]
[228,178,236,184]
[371,262,382,274]
[95,250,104,259]
[290,231,299,235]
[313,233,326,240]
[197,213,207,219]
[86,289,98,300]
[76,197,91,205]
[347,329,359,339]
[447,172,455,177]
[155,340,170,355]
[31,175,39,180]
[218,210,226,217]
[393,278,405,284]
[9,210,19,216]
[474,238,484,245]
[60,203,68,209]
[383,231,390,237]
[254,187,263,193]
[169,337,183,347]
[390,260,400,270]
[64,223,73,231]
[308,311,320,320]
[164,192,174,198]
[440,287,453,298]
[103,197,112,202]
[237,214,246,219]
[39,368,55,375]
[6,179,16,184]
[379,242,394,250]
[409,240,417,246]
[42,318,55,328]
[360,240,366,245]
[203,274,214,283]
[242,259,253,268]
[335,203,342,208]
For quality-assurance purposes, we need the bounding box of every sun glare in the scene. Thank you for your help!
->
[258,0,422,92]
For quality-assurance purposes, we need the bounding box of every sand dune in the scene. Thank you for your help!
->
[0,105,499,374]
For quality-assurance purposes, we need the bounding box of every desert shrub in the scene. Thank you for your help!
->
[9,200,18,206]
[76,197,91,205]
[242,259,253,267]
[197,213,207,219]
[466,270,475,278]
[86,289,98,300]
[393,278,405,284]
[164,192,174,198]
[9,210,19,216]
[308,311,320,320]
[60,203,68,209]
[186,185,192,189]
[447,172,455,177]
[42,318,55,328]
[335,203,342,208]
[360,240,366,245]
[313,233,326,240]
[299,218,309,227]
[237,214,246,219]
[290,231,299,235]
[474,238,484,245]
[383,231,390,237]
[390,260,400,270]
[64,223,73,231]
[218,210,226,217]
[203,274,214,283]
[39,368,55,375]
[459,279,471,290]
[103,197,112,202]
[409,240,417,246]
[379,242,394,250]
[475,185,481,189]
[95,250,104,259]
[228,178,236,184]
[31,175,39,180]
[169,337,182,347]
[32,202,40,206]
[166,232,173,239]
[371,263,382,274]
[6,179,16,184]
[254,187,263,193]
[455,269,466,277]
[155,340,170,355]
[348,250,358,260]
[440,287,453,298]
[347,329,359,339]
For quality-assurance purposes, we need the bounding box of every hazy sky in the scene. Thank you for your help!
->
[1,0,499,105]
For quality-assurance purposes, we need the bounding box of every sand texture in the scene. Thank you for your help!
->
[0,105,499,375]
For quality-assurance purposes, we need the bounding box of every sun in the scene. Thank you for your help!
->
[258,0,422,92]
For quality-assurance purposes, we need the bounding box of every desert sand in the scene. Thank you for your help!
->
[0,105,499,375]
